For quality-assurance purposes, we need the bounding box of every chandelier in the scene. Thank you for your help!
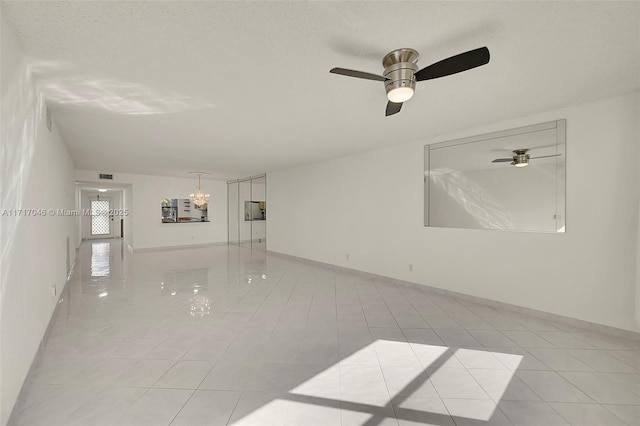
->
[189,172,210,207]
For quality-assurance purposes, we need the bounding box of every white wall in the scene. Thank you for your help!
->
[75,171,227,250]
[123,186,134,248]
[75,184,82,248]
[268,92,640,333]
[0,19,78,425]
[637,134,640,327]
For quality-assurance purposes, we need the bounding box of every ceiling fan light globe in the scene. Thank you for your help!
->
[514,162,528,168]
[387,87,414,103]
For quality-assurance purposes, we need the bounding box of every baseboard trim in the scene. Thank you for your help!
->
[66,259,75,282]
[131,241,228,252]
[267,250,640,342]
[236,239,266,244]
[7,259,77,425]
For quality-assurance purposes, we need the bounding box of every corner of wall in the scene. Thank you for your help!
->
[0,17,77,425]
[267,92,640,333]
[635,93,640,330]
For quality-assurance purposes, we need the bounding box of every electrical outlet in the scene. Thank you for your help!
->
[408,264,413,271]
[51,285,57,297]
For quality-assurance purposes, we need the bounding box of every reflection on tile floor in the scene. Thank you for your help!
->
[9,240,640,425]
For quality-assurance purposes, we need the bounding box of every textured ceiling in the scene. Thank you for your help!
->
[2,1,639,180]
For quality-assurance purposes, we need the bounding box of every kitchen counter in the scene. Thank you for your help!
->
[161,218,210,223]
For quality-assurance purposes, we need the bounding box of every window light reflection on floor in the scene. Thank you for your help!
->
[90,242,110,277]
[230,340,522,425]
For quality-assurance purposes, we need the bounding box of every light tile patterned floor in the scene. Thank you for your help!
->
[9,240,640,425]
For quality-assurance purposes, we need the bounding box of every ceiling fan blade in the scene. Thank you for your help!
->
[530,154,561,160]
[415,47,490,82]
[492,158,514,163]
[330,68,388,81]
[386,101,402,116]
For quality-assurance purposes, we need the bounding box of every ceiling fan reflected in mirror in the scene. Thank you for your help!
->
[329,46,490,116]
[491,149,561,168]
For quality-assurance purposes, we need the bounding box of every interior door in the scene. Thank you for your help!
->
[89,196,114,239]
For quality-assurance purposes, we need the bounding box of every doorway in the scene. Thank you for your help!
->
[78,186,127,243]
[89,196,114,239]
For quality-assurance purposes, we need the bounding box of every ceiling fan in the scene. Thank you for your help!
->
[491,149,561,168]
[329,46,490,116]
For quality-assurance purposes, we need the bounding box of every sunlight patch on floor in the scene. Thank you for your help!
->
[283,340,522,424]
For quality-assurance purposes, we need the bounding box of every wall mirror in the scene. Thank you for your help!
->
[161,198,209,223]
[227,174,267,251]
[424,119,566,233]
[245,201,266,221]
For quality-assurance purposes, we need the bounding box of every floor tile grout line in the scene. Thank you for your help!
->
[216,253,306,425]
[13,241,640,426]
[398,295,557,426]
[376,280,442,425]
[165,388,197,426]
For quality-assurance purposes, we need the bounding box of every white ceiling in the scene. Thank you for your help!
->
[2,1,639,181]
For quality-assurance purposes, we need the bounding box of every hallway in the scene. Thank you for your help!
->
[9,240,640,425]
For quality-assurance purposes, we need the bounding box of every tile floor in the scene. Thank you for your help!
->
[8,240,640,426]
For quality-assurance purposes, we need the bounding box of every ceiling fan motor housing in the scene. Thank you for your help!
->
[512,149,530,167]
[383,48,419,100]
